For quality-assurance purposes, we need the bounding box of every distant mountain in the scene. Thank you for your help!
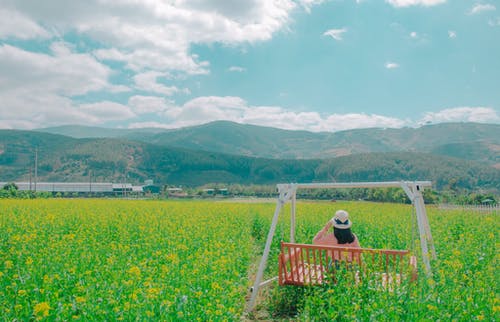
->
[38,125,166,139]
[37,121,500,166]
[1,129,499,192]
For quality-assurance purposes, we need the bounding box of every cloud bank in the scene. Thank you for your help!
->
[0,1,498,134]
[0,0,304,129]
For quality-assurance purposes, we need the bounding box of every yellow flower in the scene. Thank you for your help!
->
[17,289,27,296]
[5,260,13,269]
[127,266,141,277]
[427,304,437,311]
[25,257,33,265]
[33,301,51,317]
[146,287,160,299]
[75,296,86,303]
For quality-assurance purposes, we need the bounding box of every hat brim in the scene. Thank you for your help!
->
[333,221,352,229]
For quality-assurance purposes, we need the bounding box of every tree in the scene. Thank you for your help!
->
[2,182,18,191]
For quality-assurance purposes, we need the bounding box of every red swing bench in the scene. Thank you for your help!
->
[278,242,417,287]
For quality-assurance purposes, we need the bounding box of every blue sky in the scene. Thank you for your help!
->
[0,0,499,132]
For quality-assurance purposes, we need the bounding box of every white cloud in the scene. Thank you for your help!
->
[94,48,209,75]
[0,119,38,130]
[133,71,185,96]
[2,89,498,131]
[0,0,302,74]
[79,101,136,122]
[135,97,500,133]
[318,114,407,132]
[0,1,329,130]
[128,95,172,114]
[0,90,113,129]
[0,8,50,39]
[164,96,248,126]
[108,84,131,93]
[299,0,327,13]
[0,43,111,96]
[410,31,418,38]
[183,96,248,111]
[155,95,410,132]
[469,4,496,15]
[448,30,457,38]
[0,43,134,128]
[128,121,171,129]
[323,28,347,41]
[228,66,246,72]
[385,62,400,69]
[386,0,446,8]
[420,107,500,124]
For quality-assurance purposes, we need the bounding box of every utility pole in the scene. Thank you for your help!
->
[34,147,38,192]
[29,165,32,191]
[89,169,92,195]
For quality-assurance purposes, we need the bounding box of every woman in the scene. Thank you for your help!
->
[313,210,361,262]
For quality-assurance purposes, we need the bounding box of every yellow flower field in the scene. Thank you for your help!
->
[0,199,260,320]
[0,199,498,320]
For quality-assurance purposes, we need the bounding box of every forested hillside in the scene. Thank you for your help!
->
[39,121,500,167]
[1,129,499,192]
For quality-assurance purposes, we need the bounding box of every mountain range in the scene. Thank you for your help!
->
[38,121,500,166]
[0,121,499,192]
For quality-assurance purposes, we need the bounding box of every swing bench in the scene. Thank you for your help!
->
[278,242,418,286]
[247,181,436,312]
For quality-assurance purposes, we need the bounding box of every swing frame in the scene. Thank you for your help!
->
[247,181,436,312]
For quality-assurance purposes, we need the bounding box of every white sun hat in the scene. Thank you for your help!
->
[331,209,352,229]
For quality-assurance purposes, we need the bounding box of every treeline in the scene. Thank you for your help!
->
[4,182,496,206]
[142,148,500,193]
[212,184,497,205]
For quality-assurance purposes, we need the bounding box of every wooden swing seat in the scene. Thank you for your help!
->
[278,242,417,287]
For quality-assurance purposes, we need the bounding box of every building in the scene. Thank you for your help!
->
[1,182,140,195]
[2,182,113,193]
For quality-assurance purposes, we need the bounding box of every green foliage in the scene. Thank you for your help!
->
[455,193,497,205]
[0,200,255,320]
[1,126,499,194]
[2,182,18,191]
[1,199,497,319]
[268,286,306,319]
[250,215,266,242]
[263,202,498,320]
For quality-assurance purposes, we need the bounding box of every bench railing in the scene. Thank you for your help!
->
[279,242,417,286]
